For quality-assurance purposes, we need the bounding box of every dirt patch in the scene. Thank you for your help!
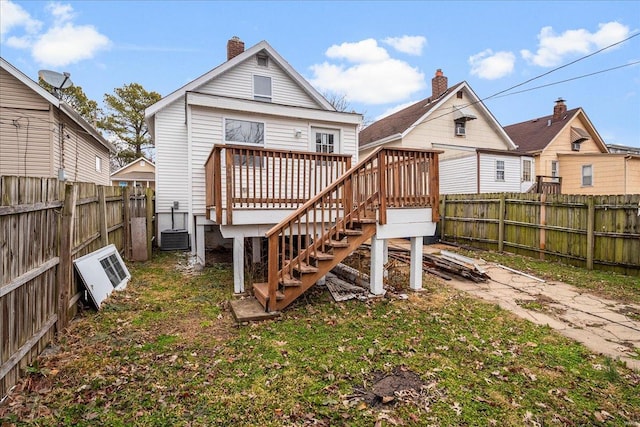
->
[516,294,567,316]
[353,366,444,410]
[616,306,640,322]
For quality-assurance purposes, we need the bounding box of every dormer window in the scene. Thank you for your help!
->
[253,75,272,102]
[570,126,590,151]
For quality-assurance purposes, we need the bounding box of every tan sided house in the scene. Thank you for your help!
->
[110,157,156,190]
[0,57,114,185]
[359,69,535,194]
[145,37,442,312]
[504,98,638,195]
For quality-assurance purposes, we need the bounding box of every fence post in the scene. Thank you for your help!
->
[98,185,108,247]
[146,187,154,257]
[57,183,77,332]
[539,193,546,260]
[586,195,595,270]
[498,193,505,252]
[440,196,446,241]
[123,186,131,260]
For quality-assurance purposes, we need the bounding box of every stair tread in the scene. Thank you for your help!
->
[310,251,334,261]
[292,261,318,274]
[325,239,349,248]
[280,274,302,286]
[341,228,363,236]
[253,282,285,300]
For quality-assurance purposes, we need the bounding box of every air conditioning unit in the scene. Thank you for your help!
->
[161,229,190,251]
[456,126,466,136]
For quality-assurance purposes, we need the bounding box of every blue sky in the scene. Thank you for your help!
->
[2,0,639,147]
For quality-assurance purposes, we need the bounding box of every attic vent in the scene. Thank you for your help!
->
[257,54,268,67]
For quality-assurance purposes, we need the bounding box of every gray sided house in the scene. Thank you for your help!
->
[0,57,114,185]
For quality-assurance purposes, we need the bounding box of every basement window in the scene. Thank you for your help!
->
[74,244,130,309]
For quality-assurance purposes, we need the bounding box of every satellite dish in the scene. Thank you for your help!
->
[38,70,73,97]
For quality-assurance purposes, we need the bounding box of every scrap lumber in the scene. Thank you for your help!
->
[387,246,489,282]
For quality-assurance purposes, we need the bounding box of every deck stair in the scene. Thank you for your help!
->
[255,147,440,312]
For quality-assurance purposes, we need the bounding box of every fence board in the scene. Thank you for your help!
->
[441,192,640,276]
[1,176,154,399]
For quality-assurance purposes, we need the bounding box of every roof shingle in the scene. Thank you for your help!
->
[504,108,580,153]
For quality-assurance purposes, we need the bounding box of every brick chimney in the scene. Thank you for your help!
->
[227,36,245,61]
[432,69,448,98]
[553,97,567,121]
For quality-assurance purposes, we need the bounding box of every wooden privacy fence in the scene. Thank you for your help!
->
[440,193,640,276]
[0,176,155,399]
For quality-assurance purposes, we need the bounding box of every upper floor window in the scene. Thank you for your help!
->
[582,165,593,186]
[495,160,505,181]
[253,75,272,102]
[95,156,102,172]
[455,121,466,137]
[224,118,265,145]
[522,159,532,182]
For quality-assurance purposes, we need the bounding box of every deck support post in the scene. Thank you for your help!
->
[409,236,423,291]
[233,236,245,293]
[369,235,385,295]
[196,220,206,266]
[383,240,389,278]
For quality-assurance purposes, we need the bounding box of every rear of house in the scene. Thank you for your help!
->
[557,153,640,195]
[0,57,113,185]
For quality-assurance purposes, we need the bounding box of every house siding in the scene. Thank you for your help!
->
[439,155,477,194]
[197,56,320,109]
[1,66,110,184]
[155,101,189,214]
[478,153,522,193]
[558,154,634,195]
[402,95,509,159]
[0,68,53,177]
[627,157,640,193]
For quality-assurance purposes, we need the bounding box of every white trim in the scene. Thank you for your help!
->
[310,126,341,154]
[186,92,361,124]
[110,156,155,177]
[359,133,402,151]
[145,40,334,119]
[432,142,477,152]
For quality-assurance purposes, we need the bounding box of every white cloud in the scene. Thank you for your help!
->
[0,0,42,41]
[521,21,630,67]
[469,49,515,80]
[382,35,427,55]
[0,1,110,66]
[310,39,426,105]
[325,38,389,63]
[32,23,110,67]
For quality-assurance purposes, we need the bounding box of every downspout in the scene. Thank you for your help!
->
[476,151,480,194]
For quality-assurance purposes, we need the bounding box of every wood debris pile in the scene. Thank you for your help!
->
[388,247,490,283]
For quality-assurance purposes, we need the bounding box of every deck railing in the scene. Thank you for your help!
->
[265,147,440,310]
[204,144,352,225]
[535,175,562,194]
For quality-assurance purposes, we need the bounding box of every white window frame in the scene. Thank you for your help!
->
[551,160,559,182]
[522,159,532,182]
[95,155,102,172]
[253,75,272,102]
[495,160,505,181]
[311,127,340,154]
[223,117,266,147]
[582,164,593,187]
[74,244,130,308]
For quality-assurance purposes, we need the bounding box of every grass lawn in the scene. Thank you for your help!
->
[1,250,639,426]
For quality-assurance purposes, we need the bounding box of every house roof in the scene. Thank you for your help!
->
[145,40,334,119]
[359,81,516,150]
[0,57,115,153]
[504,107,608,154]
[110,156,156,178]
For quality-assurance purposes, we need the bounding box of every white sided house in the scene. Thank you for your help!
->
[146,38,442,312]
[359,69,534,194]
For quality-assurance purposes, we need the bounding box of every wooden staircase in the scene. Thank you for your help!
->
[253,147,440,312]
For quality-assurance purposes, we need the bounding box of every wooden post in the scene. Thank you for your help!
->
[97,185,108,247]
[214,148,222,224]
[430,152,440,222]
[498,193,505,252]
[539,193,546,260]
[267,234,278,312]
[146,187,154,257]
[123,186,131,260]
[378,150,387,225]
[586,195,595,270]
[57,183,77,332]
[225,148,234,225]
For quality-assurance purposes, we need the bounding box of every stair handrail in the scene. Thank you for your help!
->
[264,147,441,311]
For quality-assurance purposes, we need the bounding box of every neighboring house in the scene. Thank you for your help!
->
[146,37,441,312]
[504,99,637,195]
[607,144,640,155]
[110,157,156,189]
[359,69,534,194]
[0,57,114,185]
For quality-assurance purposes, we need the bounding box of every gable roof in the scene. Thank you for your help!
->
[504,107,608,154]
[145,40,333,119]
[359,81,516,150]
[110,157,155,178]
[1,57,114,153]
